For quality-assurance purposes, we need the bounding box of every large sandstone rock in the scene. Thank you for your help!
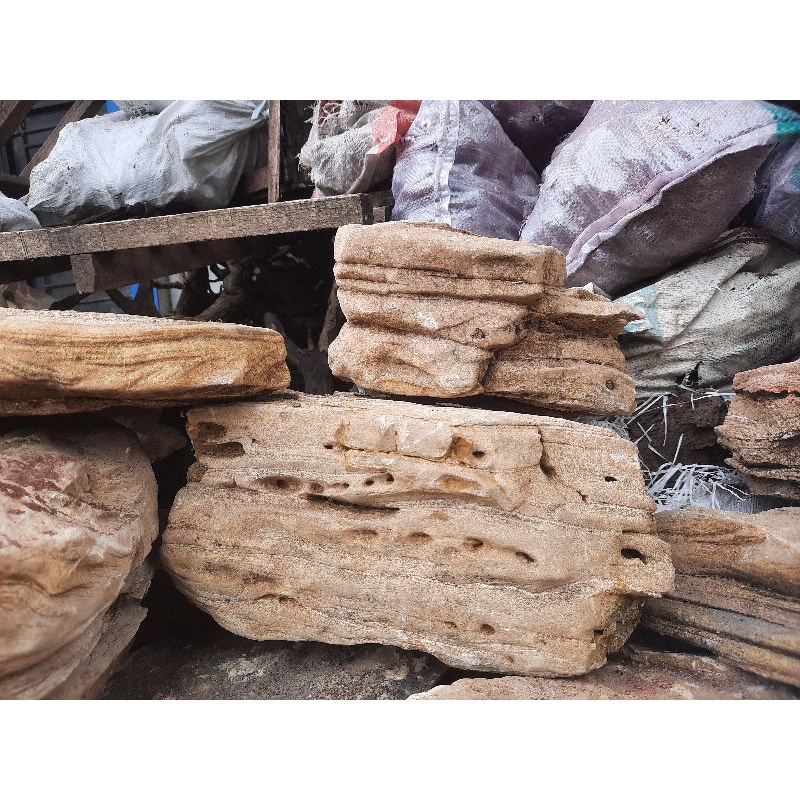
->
[328,222,640,416]
[716,361,800,499]
[162,392,672,677]
[0,307,290,416]
[0,421,158,698]
[408,646,797,700]
[643,507,800,687]
[103,633,448,700]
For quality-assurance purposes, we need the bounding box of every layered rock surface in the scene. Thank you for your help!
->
[328,222,640,416]
[103,634,448,700]
[643,507,800,687]
[162,392,672,676]
[0,420,158,698]
[716,361,800,499]
[409,646,797,700]
[0,307,290,416]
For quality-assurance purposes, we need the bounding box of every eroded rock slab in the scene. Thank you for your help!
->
[0,307,290,416]
[103,633,448,700]
[162,392,672,677]
[716,361,800,500]
[0,420,159,699]
[643,507,800,687]
[328,222,639,416]
[409,646,797,700]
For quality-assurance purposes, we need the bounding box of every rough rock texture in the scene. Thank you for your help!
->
[328,222,639,416]
[643,507,800,687]
[408,646,797,700]
[103,633,449,700]
[716,361,800,499]
[162,392,672,677]
[0,307,290,416]
[0,421,158,699]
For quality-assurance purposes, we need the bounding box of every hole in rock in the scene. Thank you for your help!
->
[480,624,495,635]
[407,532,431,543]
[323,444,334,450]
[385,474,394,483]
[196,441,245,458]
[515,551,535,564]
[604,476,617,483]
[464,538,484,551]
[472,450,486,459]
[621,548,646,563]
[364,479,374,486]
[605,380,616,390]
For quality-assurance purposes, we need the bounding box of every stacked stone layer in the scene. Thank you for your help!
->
[162,392,672,677]
[0,307,290,416]
[328,222,640,416]
[0,421,158,699]
[644,507,800,687]
[716,361,800,500]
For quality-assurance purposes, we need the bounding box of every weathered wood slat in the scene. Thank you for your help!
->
[0,193,380,264]
[267,100,282,203]
[0,101,36,146]
[19,100,104,180]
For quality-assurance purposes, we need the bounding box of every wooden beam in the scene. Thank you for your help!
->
[0,101,36,146]
[20,101,104,179]
[0,256,71,285]
[71,239,259,294]
[0,193,384,264]
[0,173,29,199]
[267,100,282,203]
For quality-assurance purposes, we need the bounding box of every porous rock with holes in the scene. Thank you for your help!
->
[0,419,158,699]
[0,307,290,416]
[327,222,640,416]
[408,645,797,700]
[643,507,800,687]
[716,360,800,500]
[161,392,673,677]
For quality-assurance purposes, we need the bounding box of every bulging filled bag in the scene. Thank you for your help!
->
[521,101,800,296]
[619,229,800,393]
[299,100,420,196]
[392,100,540,240]
[27,100,268,226]
[0,192,39,232]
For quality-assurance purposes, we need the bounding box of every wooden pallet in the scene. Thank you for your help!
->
[0,191,392,289]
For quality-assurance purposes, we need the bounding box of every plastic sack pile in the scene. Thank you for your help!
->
[26,100,268,225]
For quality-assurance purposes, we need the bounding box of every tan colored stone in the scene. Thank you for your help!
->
[643,507,800,687]
[0,307,290,416]
[408,646,797,700]
[716,361,800,500]
[328,223,639,415]
[162,392,672,677]
[0,421,158,699]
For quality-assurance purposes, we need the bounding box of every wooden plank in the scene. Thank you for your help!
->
[0,173,29,199]
[19,101,104,180]
[0,101,36,146]
[267,100,282,203]
[0,193,378,263]
[0,256,71,285]
[71,239,260,294]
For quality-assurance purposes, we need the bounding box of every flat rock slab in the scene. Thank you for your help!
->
[0,307,290,416]
[716,361,800,500]
[162,392,672,677]
[103,634,449,700]
[643,507,800,687]
[408,647,797,700]
[328,222,639,416]
[0,420,158,698]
